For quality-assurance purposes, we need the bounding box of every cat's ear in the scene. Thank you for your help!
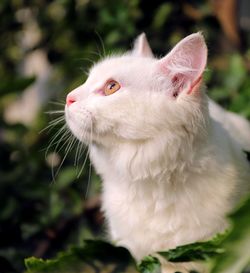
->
[131,33,154,58]
[159,33,207,96]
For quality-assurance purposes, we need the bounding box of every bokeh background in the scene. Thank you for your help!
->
[0,0,250,272]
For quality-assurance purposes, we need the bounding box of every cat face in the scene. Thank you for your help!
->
[65,33,207,146]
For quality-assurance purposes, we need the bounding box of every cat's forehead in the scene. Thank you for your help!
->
[88,55,156,81]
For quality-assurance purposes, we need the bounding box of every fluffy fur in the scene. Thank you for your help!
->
[65,33,250,272]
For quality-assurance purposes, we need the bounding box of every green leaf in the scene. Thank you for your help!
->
[137,256,161,273]
[155,194,250,272]
[25,240,135,273]
[211,195,250,273]
[158,234,225,263]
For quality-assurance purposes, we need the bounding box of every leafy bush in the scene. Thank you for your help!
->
[24,195,250,273]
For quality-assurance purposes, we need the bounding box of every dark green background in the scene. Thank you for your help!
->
[0,1,250,272]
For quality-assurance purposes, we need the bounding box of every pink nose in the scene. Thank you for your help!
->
[66,95,76,106]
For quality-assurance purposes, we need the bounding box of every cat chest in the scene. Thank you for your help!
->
[102,178,196,244]
[101,175,228,259]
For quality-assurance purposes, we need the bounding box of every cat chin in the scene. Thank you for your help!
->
[65,113,92,144]
[66,122,91,144]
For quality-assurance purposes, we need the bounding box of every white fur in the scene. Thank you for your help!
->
[65,33,250,272]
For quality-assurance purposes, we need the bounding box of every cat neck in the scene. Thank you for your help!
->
[90,123,211,184]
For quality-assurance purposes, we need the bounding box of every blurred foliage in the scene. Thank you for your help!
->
[0,0,250,273]
[25,240,136,273]
[23,194,250,273]
[211,195,250,273]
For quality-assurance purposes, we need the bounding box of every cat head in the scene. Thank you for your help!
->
[65,33,208,147]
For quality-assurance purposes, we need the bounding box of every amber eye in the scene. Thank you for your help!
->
[104,80,120,96]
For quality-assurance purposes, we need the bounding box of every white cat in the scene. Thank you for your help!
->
[65,33,250,273]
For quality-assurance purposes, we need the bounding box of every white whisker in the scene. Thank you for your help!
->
[48,101,65,106]
[84,120,93,198]
[75,123,90,171]
[45,124,67,158]
[44,101,94,197]
[95,31,106,58]
[40,113,65,134]
[52,134,77,181]
[76,121,92,179]
[45,110,65,115]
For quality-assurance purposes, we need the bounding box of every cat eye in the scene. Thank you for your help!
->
[104,80,120,96]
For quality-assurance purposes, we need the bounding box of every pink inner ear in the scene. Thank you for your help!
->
[168,42,206,82]
[172,75,178,85]
[171,73,186,91]
[159,33,207,96]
